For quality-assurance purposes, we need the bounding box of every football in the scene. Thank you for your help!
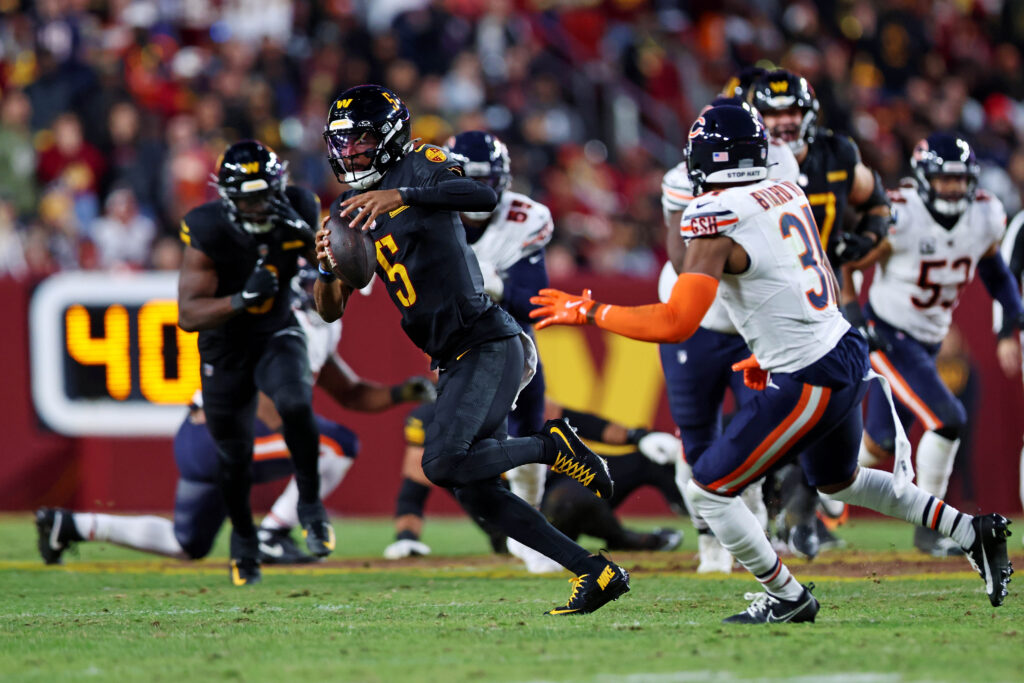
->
[323,212,377,289]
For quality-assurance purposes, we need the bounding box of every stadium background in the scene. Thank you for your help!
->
[2,0,1023,516]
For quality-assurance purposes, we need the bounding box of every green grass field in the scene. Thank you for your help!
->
[1,514,1022,682]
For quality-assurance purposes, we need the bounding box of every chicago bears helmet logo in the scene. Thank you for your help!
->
[688,116,706,139]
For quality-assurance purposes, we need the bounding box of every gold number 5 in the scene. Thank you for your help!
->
[375,234,417,307]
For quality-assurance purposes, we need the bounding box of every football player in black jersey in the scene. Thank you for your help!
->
[749,69,893,558]
[176,140,332,585]
[314,84,630,615]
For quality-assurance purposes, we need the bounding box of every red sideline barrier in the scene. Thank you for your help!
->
[3,273,1022,516]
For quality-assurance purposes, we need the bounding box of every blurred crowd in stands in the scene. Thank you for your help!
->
[2,0,1024,280]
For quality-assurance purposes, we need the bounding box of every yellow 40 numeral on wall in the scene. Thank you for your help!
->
[375,234,417,307]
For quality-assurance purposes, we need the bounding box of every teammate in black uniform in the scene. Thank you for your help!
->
[314,84,629,615]
[749,69,894,558]
[177,140,332,585]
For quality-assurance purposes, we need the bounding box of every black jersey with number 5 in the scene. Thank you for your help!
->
[330,144,520,365]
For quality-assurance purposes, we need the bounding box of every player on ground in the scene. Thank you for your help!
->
[36,269,435,570]
[385,400,684,572]
[173,139,335,584]
[749,69,894,556]
[532,105,1013,623]
[660,90,800,572]
[315,84,629,615]
[844,133,1024,555]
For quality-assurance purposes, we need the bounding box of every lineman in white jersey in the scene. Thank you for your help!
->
[384,130,559,572]
[660,96,800,572]
[843,134,1024,555]
[35,267,435,568]
[993,210,1024,532]
[533,105,1013,622]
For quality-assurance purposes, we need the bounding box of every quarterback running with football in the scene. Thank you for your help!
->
[532,104,1013,622]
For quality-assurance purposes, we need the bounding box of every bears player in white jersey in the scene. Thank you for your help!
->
[36,265,435,572]
[533,105,1013,622]
[382,130,559,572]
[842,133,1024,555]
[660,92,801,572]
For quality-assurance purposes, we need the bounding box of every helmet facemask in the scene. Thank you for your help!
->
[325,123,405,190]
[911,136,979,221]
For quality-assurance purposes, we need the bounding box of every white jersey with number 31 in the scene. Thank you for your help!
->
[868,187,1006,345]
[680,178,849,372]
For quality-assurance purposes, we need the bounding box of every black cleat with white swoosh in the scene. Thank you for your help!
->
[962,513,1013,607]
[257,527,317,565]
[35,507,81,565]
[543,418,613,499]
[723,583,819,624]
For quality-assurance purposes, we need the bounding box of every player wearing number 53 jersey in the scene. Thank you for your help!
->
[533,106,1013,622]
[315,85,630,616]
[844,134,1024,555]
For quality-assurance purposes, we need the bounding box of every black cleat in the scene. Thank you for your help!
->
[546,555,630,615]
[651,528,683,552]
[297,501,335,558]
[230,531,262,586]
[814,516,847,552]
[257,527,317,565]
[544,418,613,499]
[914,525,964,557]
[723,583,819,624]
[35,507,81,565]
[963,514,1013,607]
[788,522,820,560]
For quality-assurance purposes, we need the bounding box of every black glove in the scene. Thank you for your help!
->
[841,301,890,354]
[390,376,437,404]
[833,231,876,264]
[269,193,311,235]
[230,264,279,310]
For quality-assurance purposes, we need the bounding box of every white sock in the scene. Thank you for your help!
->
[915,431,959,498]
[72,513,188,559]
[740,478,768,531]
[677,461,712,532]
[858,438,886,468]
[263,453,353,530]
[506,463,546,508]
[828,467,975,547]
[687,480,803,599]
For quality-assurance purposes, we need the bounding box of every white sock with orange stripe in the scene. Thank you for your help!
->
[71,513,188,559]
[686,480,803,600]
[915,431,959,498]
[828,467,975,548]
[262,454,353,530]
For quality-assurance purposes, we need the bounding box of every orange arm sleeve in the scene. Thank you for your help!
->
[589,272,719,343]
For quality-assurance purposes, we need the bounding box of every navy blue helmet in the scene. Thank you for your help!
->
[686,104,769,195]
[721,66,767,100]
[911,133,980,218]
[212,139,288,234]
[324,84,411,189]
[445,130,511,220]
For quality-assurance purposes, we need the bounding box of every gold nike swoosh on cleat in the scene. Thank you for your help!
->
[326,526,336,551]
[548,426,576,455]
[547,608,581,615]
[230,561,247,586]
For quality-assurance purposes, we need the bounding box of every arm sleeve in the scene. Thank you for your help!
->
[502,250,550,323]
[399,177,498,212]
[978,253,1024,337]
[590,272,718,343]
[559,407,611,442]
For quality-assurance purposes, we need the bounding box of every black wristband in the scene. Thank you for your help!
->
[389,384,404,404]
[625,428,649,445]
[229,292,246,311]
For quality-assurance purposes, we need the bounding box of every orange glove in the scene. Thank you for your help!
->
[529,288,596,330]
[732,354,768,391]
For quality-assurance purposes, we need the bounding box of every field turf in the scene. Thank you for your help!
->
[1,514,1022,682]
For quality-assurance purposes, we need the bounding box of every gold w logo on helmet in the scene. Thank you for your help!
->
[338,99,352,108]
[240,161,260,174]
[769,80,789,93]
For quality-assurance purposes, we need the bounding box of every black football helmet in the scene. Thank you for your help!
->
[212,140,288,234]
[444,130,511,221]
[324,84,411,190]
[911,133,980,219]
[686,104,768,195]
[749,69,819,155]
[721,66,767,100]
